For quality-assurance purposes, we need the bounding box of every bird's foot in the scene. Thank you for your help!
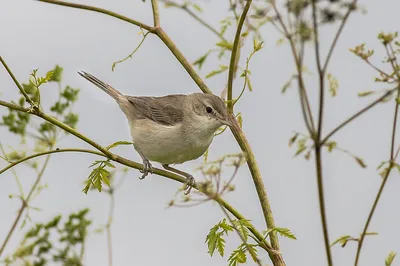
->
[139,158,153,180]
[184,175,196,195]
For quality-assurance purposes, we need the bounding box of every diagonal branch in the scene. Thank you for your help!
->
[36,0,154,32]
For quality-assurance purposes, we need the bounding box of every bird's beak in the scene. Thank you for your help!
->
[220,117,234,127]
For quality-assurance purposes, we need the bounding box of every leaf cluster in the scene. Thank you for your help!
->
[4,209,91,266]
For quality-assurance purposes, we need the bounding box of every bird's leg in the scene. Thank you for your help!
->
[162,164,196,195]
[137,152,153,180]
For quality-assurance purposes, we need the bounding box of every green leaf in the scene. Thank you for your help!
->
[386,251,397,266]
[377,161,387,170]
[232,219,252,242]
[216,40,233,50]
[327,73,339,97]
[253,39,264,51]
[219,218,233,234]
[331,235,352,247]
[294,146,307,156]
[358,91,374,97]
[355,157,367,168]
[192,3,203,13]
[325,141,337,152]
[365,232,379,236]
[193,52,209,70]
[264,227,297,240]
[205,224,219,256]
[49,65,63,82]
[216,235,225,256]
[205,65,228,79]
[228,245,247,266]
[106,140,133,150]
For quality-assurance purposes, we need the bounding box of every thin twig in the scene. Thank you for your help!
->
[159,0,227,42]
[322,88,396,145]
[0,148,53,256]
[354,43,400,266]
[218,204,263,266]
[322,0,358,72]
[311,1,332,264]
[36,0,154,32]
[227,0,251,112]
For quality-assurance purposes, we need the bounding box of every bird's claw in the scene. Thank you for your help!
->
[139,159,153,180]
[184,175,196,195]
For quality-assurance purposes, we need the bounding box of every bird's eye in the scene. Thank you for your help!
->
[206,106,213,113]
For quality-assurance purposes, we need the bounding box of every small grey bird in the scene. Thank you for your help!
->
[78,71,233,194]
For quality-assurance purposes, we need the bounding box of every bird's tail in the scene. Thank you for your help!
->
[78,71,124,100]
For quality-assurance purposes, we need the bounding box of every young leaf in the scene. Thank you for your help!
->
[106,140,133,150]
[327,73,339,97]
[205,224,219,256]
[385,251,397,266]
[331,235,352,247]
[216,40,233,50]
[228,246,247,266]
[205,65,228,79]
[354,157,367,168]
[193,52,210,70]
[264,227,297,240]
[232,219,252,241]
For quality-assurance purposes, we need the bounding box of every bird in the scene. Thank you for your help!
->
[78,71,233,194]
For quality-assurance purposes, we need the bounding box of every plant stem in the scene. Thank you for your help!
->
[0,149,52,256]
[227,0,250,113]
[151,0,160,27]
[106,191,115,266]
[321,88,396,145]
[354,44,400,266]
[36,0,154,32]
[159,0,227,42]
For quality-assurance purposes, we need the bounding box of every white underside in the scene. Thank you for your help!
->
[129,118,216,165]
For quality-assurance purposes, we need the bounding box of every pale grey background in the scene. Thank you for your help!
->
[1,0,399,265]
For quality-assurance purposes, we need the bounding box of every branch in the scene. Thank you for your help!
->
[322,0,358,72]
[311,1,332,264]
[321,88,396,145]
[0,147,53,256]
[151,0,160,27]
[159,0,227,42]
[0,57,35,107]
[36,0,154,32]
[354,43,400,266]
[227,0,251,113]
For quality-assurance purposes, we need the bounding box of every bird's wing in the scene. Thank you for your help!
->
[126,95,186,126]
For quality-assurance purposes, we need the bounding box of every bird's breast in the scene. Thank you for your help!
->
[128,119,214,165]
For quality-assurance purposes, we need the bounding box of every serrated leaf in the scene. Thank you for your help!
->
[331,235,351,247]
[205,65,228,79]
[103,161,115,168]
[386,251,397,266]
[219,218,233,233]
[270,227,297,240]
[228,246,247,266]
[247,244,258,262]
[205,224,219,256]
[216,235,225,256]
[106,140,133,150]
[232,219,251,241]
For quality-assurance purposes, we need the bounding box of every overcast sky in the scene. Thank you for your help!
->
[1,0,400,265]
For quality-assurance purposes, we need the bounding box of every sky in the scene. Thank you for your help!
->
[1,0,400,265]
